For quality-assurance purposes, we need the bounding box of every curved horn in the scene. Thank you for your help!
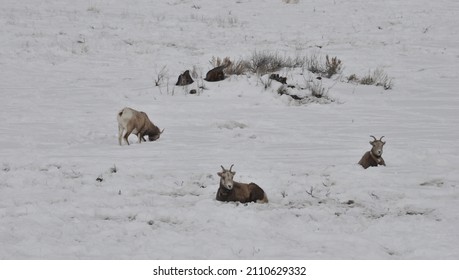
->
[229,164,234,172]
[379,136,385,141]
[370,135,377,141]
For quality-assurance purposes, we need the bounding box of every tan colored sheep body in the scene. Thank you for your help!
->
[117,107,163,145]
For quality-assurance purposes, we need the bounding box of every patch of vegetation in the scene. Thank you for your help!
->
[306,54,343,78]
[348,68,393,90]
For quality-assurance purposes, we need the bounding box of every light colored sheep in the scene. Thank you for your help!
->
[358,135,386,169]
[117,107,163,146]
[216,164,268,203]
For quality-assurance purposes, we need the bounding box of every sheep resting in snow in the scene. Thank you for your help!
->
[216,164,268,203]
[175,70,194,86]
[358,135,386,169]
[204,65,226,82]
[117,107,164,146]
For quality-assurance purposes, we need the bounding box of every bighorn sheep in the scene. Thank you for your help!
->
[117,107,164,146]
[216,164,268,203]
[175,70,194,86]
[204,65,226,82]
[358,135,386,169]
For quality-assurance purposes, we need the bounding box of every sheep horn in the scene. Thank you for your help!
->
[229,164,234,172]
[370,135,377,141]
[379,136,385,141]
[160,128,165,134]
[220,165,226,171]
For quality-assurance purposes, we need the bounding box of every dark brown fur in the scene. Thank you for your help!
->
[175,70,194,86]
[358,136,386,169]
[204,66,225,82]
[358,151,386,169]
[216,177,268,203]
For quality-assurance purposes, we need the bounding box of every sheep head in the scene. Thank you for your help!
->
[148,128,165,141]
[369,135,386,157]
[218,164,235,190]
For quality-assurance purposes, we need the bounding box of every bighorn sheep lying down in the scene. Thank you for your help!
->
[358,135,386,169]
[117,107,164,146]
[216,165,268,203]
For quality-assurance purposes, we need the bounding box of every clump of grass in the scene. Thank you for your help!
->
[87,6,101,13]
[211,52,344,78]
[249,51,287,75]
[210,56,250,75]
[259,76,273,90]
[307,80,326,98]
[227,59,251,75]
[325,55,343,78]
[248,51,307,75]
[307,54,343,78]
[154,65,168,86]
[348,68,393,90]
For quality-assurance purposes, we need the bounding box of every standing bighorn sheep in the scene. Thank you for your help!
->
[216,164,268,203]
[117,107,164,146]
[358,135,386,169]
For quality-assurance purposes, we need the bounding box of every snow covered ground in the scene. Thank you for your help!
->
[1,0,458,259]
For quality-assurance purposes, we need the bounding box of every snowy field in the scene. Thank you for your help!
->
[1,0,458,259]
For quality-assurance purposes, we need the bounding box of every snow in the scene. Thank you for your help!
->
[1,0,458,259]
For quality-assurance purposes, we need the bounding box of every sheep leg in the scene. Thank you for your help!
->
[124,127,135,145]
[118,125,124,146]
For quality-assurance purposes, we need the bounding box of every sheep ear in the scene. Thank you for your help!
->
[231,171,236,175]
[217,172,223,177]
[369,141,374,145]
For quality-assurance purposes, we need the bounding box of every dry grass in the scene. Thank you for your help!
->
[348,68,393,90]
[306,54,343,78]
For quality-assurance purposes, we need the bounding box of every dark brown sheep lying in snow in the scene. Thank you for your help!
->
[358,135,386,169]
[216,164,268,203]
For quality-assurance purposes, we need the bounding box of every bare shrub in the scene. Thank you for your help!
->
[259,76,273,90]
[209,52,307,77]
[325,55,343,78]
[210,56,231,68]
[307,80,326,98]
[226,59,251,75]
[250,51,287,75]
[216,15,240,28]
[306,54,343,78]
[210,56,250,75]
[350,68,393,90]
[306,52,323,75]
[191,65,202,79]
[154,65,168,86]
[347,73,359,83]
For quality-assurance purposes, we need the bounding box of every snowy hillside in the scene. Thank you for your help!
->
[1,0,458,259]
